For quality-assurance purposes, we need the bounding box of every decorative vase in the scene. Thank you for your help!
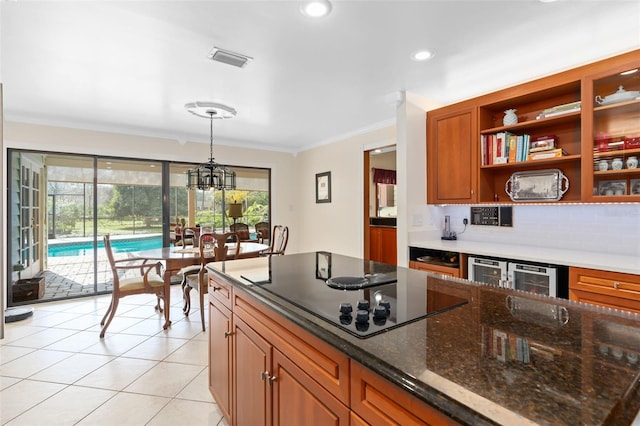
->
[627,156,638,169]
[598,160,609,171]
[612,158,623,170]
[503,109,518,126]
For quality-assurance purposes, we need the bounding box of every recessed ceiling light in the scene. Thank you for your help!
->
[538,0,558,3]
[300,0,332,18]
[411,49,435,62]
[621,68,638,76]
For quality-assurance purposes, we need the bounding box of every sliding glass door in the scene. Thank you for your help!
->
[7,149,271,306]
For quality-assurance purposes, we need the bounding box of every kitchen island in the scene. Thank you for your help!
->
[207,252,640,425]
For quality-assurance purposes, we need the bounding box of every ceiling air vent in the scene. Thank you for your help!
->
[208,47,253,69]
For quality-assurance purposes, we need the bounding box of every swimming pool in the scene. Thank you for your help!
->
[48,235,163,257]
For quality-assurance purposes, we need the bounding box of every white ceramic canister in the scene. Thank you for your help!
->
[598,160,609,171]
[627,156,638,169]
[612,158,624,170]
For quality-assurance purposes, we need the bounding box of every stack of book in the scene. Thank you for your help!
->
[536,101,581,119]
[481,132,531,165]
[526,135,567,160]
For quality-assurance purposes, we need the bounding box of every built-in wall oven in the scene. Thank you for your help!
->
[468,256,568,298]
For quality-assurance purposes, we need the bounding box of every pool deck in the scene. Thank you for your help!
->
[40,254,114,299]
[17,234,179,304]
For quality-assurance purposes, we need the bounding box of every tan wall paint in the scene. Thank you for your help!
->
[296,126,396,258]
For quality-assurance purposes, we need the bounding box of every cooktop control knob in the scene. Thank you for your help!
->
[378,299,391,312]
[356,321,370,332]
[339,302,353,315]
[355,310,369,324]
[339,314,352,325]
[373,305,387,319]
[357,300,370,311]
[373,316,387,326]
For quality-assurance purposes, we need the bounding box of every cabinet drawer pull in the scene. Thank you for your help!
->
[613,282,620,289]
[212,286,222,292]
[224,331,233,338]
[260,371,270,381]
[269,375,277,383]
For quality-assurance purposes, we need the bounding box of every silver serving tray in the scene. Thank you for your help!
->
[505,169,569,202]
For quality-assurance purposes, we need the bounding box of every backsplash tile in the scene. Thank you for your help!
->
[443,204,640,257]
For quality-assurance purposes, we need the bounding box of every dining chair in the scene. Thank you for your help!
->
[183,232,240,331]
[254,221,270,245]
[260,225,289,256]
[100,234,167,338]
[230,222,254,241]
[174,226,197,247]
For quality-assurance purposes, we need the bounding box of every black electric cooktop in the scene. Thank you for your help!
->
[240,252,468,338]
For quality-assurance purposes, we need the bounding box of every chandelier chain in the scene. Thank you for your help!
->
[209,111,215,161]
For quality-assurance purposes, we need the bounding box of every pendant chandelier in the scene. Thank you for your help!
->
[185,101,237,191]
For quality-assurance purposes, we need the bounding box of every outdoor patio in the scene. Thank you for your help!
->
[23,253,182,303]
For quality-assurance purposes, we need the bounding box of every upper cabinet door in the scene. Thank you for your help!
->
[427,105,478,204]
[583,58,640,202]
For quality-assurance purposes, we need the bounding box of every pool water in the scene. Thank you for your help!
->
[48,235,163,257]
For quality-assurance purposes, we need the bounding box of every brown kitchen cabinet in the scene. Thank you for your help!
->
[409,260,462,278]
[569,267,640,314]
[232,314,270,425]
[427,104,478,204]
[271,348,350,425]
[369,226,397,265]
[232,313,350,425]
[208,298,233,421]
[209,271,351,425]
[583,58,640,202]
[426,49,640,205]
[351,361,459,426]
[408,248,465,278]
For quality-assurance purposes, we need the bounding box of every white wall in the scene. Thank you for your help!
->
[398,92,443,265]
[295,126,396,257]
[2,121,301,253]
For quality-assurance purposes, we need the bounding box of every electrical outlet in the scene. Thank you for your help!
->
[463,218,468,225]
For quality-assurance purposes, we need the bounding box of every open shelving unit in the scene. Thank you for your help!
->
[426,49,640,205]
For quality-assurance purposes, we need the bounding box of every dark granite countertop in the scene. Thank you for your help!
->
[207,253,640,425]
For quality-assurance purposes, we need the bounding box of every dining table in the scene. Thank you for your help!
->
[135,241,270,329]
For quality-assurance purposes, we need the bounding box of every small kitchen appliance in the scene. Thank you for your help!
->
[468,256,508,288]
[468,256,565,297]
[441,215,457,240]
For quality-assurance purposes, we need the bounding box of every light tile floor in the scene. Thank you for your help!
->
[1,284,228,426]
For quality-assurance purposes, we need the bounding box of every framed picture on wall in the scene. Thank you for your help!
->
[316,171,331,203]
